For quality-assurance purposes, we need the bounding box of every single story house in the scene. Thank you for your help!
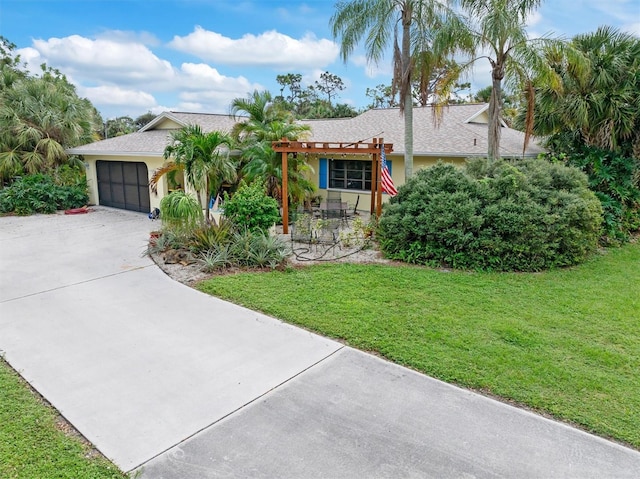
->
[67,103,544,214]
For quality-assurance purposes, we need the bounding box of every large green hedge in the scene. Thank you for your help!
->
[0,173,88,215]
[378,159,603,271]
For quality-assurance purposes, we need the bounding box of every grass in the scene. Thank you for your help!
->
[198,242,640,450]
[0,358,128,479]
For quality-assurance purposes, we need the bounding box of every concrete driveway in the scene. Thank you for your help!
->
[1,207,639,478]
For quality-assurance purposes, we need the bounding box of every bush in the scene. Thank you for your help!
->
[159,191,202,234]
[545,147,640,244]
[0,174,88,215]
[378,160,603,271]
[222,181,280,232]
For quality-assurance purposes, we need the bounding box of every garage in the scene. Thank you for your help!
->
[96,161,151,213]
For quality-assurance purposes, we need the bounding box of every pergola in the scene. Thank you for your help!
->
[271,138,393,234]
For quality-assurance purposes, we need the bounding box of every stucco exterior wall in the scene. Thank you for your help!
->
[307,154,468,212]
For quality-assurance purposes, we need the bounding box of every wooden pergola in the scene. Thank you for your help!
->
[272,138,393,234]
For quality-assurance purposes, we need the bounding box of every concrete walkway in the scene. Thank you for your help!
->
[1,208,639,478]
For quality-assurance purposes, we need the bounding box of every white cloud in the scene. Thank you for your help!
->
[622,21,640,36]
[352,54,392,79]
[78,85,157,108]
[179,63,259,92]
[31,35,175,85]
[168,26,338,69]
[526,11,543,27]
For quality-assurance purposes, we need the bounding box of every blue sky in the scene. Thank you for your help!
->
[1,0,638,120]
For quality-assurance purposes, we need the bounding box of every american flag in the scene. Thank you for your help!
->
[380,144,398,196]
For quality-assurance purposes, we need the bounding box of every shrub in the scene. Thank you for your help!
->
[545,147,640,244]
[222,181,280,232]
[378,160,602,271]
[159,190,202,234]
[0,174,88,215]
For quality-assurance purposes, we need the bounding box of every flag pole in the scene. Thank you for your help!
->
[282,149,288,234]
[376,138,383,219]
[370,137,378,215]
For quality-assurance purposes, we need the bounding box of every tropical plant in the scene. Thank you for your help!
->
[222,180,281,232]
[190,219,235,254]
[0,173,88,215]
[440,0,573,160]
[0,64,100,183]
[152,125,236,222]
[527,27,640,159]
[230,90,313,206]
[522,27,640,243]
[159,190,203,234]
[546,148,640,244]
[197,228,289,272]
[331,0,457,180]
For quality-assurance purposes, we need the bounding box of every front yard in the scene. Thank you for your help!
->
[198,241,640,450]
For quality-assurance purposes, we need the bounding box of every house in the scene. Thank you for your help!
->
[67,104,544,214]
[67,112,238,213]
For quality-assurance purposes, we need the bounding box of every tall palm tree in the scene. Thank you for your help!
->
[330,0,456,180]
[230,90,312,206]
[443,0,569,160]
[152,125,236,222]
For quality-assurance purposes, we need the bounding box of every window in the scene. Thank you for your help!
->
[329,159,372,191]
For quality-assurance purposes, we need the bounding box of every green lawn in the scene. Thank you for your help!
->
[0,358,127,479]
[198,242,640,449]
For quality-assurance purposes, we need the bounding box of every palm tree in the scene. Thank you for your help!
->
[0,68,99,182]
[527,26,640,158]
[444,0,569,160]
[230,90,312,206]
[330,0,456,180]
[151,125,236,222]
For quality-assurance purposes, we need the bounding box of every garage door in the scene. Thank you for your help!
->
[96,161,151,213]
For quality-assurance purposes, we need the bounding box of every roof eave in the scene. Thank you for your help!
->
[66,149,164,157]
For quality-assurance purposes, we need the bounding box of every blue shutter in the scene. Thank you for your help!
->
[319,158,328,189]
[386,159,392,175]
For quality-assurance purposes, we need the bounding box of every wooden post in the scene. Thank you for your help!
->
[376,138,383,218]
[282,151,288,234]
[370,138,378,214]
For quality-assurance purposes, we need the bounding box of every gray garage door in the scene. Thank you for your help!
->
[96,161,151,213]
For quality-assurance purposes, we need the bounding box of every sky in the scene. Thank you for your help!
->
[1,0,639,121]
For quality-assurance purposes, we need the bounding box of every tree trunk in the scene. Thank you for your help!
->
[402,11,414,180]
[488,62,504,162]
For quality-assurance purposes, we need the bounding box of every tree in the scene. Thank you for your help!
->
[0,63,100,182]
[443,0,567,160]
[152,125,236,223]
[276,73,304,107]
[314,71,345,106]
[366,83,398,108]
[230,90,313,206]
[331,0,456,180]
[135,111,157,130]
[275,72,355,119]
[527,27,640,158]
[104,116,136,138]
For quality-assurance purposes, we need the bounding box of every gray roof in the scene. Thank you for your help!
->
[67,112,238,156]
[303,104,543,158]
[68,105,543,158]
